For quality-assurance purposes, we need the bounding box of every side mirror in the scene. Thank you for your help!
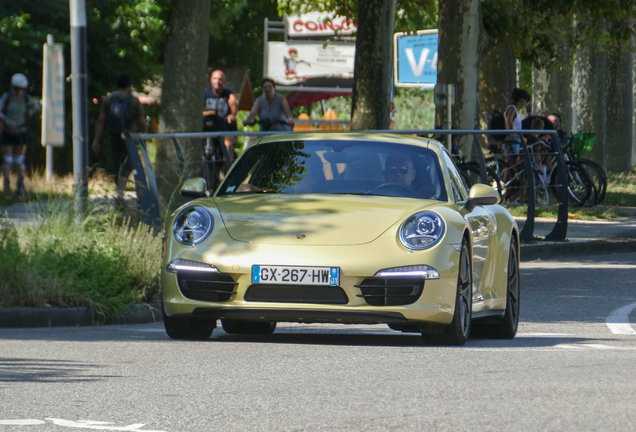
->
[465,183,501,212]
[180,178,210,199]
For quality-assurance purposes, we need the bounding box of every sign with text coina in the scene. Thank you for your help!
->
[285,12,357,39]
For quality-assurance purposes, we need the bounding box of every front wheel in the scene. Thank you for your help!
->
[423,238,472,346]
[162,302,215,341]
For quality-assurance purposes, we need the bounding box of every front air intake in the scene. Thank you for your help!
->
[176,270,237,302]
[355,277,424,306]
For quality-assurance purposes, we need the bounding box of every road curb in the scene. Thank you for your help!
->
[0,303,162,329]
[520,238,636,261]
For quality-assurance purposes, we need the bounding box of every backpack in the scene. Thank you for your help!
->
[489,109,507,141]
[107,93,133,132]
[0,92,30,127]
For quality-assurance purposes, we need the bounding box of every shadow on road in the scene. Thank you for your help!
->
[0,358,117,384]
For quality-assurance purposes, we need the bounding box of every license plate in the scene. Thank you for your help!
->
[252,265,340,286]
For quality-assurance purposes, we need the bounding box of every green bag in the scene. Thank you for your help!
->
[572,132,596,156]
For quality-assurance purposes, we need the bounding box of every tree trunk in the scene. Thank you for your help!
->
[605,18,633,172]
[155,0,211,211]
[435,0,483,157]
[480,44,516,129]
[532,30,573,129]
[572,47,607,167]
[350,0,397,130]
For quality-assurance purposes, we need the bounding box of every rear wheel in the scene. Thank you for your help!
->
[474,237,520,339]
[551,162,594,207]
[162,302,215,341]
[221,319,277,335]
[577,158,607,205]
[460,162,503,195]
[423,238,472,346]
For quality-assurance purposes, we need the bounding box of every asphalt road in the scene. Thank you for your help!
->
[2,252,636,432]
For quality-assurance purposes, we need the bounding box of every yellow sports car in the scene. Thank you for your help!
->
[161,133,520,345]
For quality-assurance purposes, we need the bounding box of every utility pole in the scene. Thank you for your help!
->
[70,0,88,219]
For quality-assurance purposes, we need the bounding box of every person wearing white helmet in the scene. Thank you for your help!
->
[1,73,41,198]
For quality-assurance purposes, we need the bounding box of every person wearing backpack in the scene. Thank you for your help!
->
[92,74,147,197]
[1,73,41,198]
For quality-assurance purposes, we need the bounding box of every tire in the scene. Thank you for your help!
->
[162,302,215,341]
[461,162,503,195]
[221,319,277,335]
[577,158,607,205]
[423,238,472,346]
[534,171,550,207]
[551,162,594,207]
[458,166,474,190]
[474,237,520,339]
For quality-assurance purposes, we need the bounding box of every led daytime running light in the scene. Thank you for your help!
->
[374,265,440,279]
[167,259,219,274]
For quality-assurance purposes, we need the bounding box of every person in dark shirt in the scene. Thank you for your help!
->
[202,70,237,158]
[92,74,147,197]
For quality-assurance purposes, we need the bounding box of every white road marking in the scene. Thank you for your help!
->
[607,301,636,335]
[45,419,166,431]
[0,419,166,431]
[556,343,636,350]
[0,420,45,425]
[516,332,573,337]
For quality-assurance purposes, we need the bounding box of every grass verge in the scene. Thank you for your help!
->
[0,194,161,321]
[505,168,636,219]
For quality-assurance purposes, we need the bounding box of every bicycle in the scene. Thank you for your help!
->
[245,117,292,132]
[555,131,606,206]
[200,134,233,192]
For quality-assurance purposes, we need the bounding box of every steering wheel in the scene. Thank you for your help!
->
[369,182,419,198]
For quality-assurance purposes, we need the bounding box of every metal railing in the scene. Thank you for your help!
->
[123,129,568,242]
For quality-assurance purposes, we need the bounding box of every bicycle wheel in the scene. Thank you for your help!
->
[200,138,219,191]
[577,158,607,205]
[461,162,503,195]
[458,166,474,189]
[551,162,594,207]
[534,170,550,207]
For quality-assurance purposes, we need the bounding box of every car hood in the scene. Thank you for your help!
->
[214,194,437,245]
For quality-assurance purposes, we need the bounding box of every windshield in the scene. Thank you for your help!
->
[217,139,447,200]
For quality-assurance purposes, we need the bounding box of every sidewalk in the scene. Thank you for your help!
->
[3,202,636,328]
[515,215,636,260]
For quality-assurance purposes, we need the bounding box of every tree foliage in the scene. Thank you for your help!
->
[482,0,636,67]
[209,0,281,91]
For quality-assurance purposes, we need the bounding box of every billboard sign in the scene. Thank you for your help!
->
[266,41,355,89]
[42,39,65,147]
[394,30,438,88]
[285,12,357,39]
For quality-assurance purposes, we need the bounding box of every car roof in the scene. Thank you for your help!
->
[253,132,445,153]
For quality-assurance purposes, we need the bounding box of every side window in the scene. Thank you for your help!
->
[441,151,469,202]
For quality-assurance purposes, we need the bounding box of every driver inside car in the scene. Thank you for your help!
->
[383,154,437,199]
[384,154,417,187]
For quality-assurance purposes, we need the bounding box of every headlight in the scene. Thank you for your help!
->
[399,211,445,250]
[173,206,214,245]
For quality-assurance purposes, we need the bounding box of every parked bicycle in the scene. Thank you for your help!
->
[553,131,606,206]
